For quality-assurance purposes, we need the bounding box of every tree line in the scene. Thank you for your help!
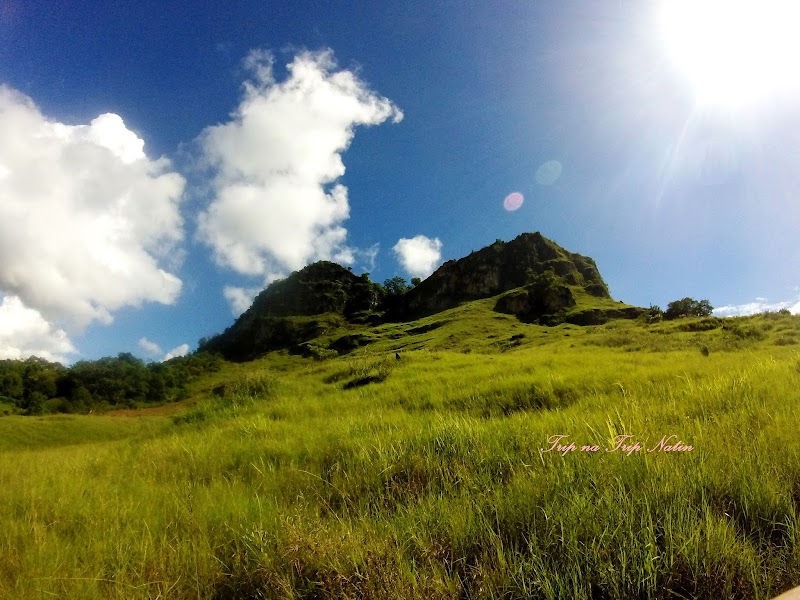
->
[0,352,222,415]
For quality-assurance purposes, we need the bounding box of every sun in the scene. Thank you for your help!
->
[658,0,800,109]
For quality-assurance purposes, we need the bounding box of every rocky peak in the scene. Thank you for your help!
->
[246,261,381,318]
[402,232,610,318]
[198,261,382,361]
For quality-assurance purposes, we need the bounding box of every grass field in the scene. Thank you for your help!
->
[1,304,800,599]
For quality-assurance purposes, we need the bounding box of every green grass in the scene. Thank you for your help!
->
[0,414,169,452]
[2,306,800,598]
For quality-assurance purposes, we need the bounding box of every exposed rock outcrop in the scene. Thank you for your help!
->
[401,232,609,318]
[199,262,382,361]
[245,262,382,318]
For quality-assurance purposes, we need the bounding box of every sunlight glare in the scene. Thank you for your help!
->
[659,0,800,108]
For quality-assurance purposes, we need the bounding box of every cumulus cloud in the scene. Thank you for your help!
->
[223,285,263,317]
[197,49,402,312]
[138,337,163,357]
[0,86,185,343]
[714,298,800,317]
[0,296,77,363]
[393,235,443,279]
[163,343,190,361]
[138,336,190,361]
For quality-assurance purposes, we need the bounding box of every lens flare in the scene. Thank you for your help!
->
[503,192,524,212]
[535,160,562,185]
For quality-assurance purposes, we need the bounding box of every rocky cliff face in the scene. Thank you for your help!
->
[245,261,381,318]
[199,262,382,361]
[401,232,610,318]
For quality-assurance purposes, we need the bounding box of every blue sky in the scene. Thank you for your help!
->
[1,0,799,363]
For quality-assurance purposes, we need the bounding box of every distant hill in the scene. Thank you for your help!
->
[199,232,643,361]
[401,232,610,319]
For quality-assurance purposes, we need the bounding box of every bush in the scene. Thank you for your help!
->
[42,397,74,414]
[726,325,767,341]
[676,317,722,332]
[761,308,792,319]
[298,343,339,360]
[644,305,664,323]
[774,335,798,346]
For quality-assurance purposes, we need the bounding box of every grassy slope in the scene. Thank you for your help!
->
[1,299,800,599]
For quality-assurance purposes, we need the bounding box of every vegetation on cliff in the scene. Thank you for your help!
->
[403,232,610,318]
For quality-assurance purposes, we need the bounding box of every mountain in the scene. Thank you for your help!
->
[401,232,609,319]
[199,232,643,361]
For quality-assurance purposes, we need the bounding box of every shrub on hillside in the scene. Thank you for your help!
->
[675,317,722,332]
[644,305,664,323]
[725,324,767,341]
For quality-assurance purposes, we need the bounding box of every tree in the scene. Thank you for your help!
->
[696,299,713,316]
[664,297,713,320]
[22,359,58,399]
[411,277,421,287]
[0,364,24,401]
[19,358,61,413]
[383,276,410,296]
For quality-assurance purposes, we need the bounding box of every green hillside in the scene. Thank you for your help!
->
[2,296,800,598]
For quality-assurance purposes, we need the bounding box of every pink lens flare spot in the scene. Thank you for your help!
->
[503,192,524,212]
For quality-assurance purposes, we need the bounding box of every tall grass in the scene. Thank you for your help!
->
[1,315,800,598]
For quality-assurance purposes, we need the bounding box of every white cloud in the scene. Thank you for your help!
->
[139,336,190,362]
[393,235,443,279]
[138,337,163,356]
[714,298,800,317]
[163,343,190,361]
[223,285,262,317]
[197,49,402,283]
[355,243,380,274]
[0,296,77,363]
[0,86,185,334]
